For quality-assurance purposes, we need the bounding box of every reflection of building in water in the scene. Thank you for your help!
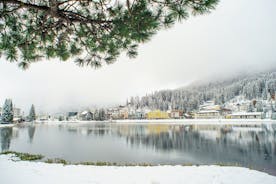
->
[11,127,19,138]
[44,123,276,173]
[119,124,276,171]
[61,123,112,136]
[0,127,13,151]
[115,124,146,137]
[190,125,232,140]
[146,125,169,134]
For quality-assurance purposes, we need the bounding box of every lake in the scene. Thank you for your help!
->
[0,122,275,175]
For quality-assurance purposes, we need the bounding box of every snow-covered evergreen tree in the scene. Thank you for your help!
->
[99,109,106,121]
[28,104,36,121]
[248,103,254,112]
[86,111,93,120]
[271,100,276,112]
[1,99,14,123]
[256,101,263,112]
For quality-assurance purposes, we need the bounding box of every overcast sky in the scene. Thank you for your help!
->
[0,0,276,114]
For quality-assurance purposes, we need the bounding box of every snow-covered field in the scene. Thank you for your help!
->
[0,155,275,184]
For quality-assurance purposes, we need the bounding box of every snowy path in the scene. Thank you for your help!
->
[0,155,276,184]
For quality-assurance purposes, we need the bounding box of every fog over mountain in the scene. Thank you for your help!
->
[0,0,275,114]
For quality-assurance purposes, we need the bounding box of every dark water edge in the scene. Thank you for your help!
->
[1,122,276,175]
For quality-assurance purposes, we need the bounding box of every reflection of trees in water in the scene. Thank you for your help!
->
[63,123,111,136]
[121,125,276,168]
[55,123,276,170]
[88,128,110,136]
[0,128,13,151]
[59,123,276,164]
[28,126,36,143]
[84,124,111,136]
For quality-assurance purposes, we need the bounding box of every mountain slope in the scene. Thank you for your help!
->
[128,70,276,111]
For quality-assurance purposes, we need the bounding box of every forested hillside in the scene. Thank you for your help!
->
[128,71,276,112]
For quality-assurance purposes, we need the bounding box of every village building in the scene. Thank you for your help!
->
[146,110,169,119]
[38,115,50,121]
[169,110,184,119]
[79,111,93,120]
[119,106,129,119]
[132,110,145,119]
[108,106,129,120]
[230,112,264,119]
[183,113,193,119]
[13,107,21,118]
[67,112,78,121]
[194,110,221,119]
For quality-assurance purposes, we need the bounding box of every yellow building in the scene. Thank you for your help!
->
[146,110,169,119]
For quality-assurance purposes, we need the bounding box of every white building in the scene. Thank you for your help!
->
[230,112,263,119]
[199,101,219,110]
[195,110,221,119]
[13,108,21,117]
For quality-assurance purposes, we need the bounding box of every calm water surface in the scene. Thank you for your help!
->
[0,122,276,175]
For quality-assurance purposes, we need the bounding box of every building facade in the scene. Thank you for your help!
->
[146,110,169,119]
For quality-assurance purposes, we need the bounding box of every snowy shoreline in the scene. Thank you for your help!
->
[1,119,276,128]
[0,154,275,184]
[35,119,276,125]
[0,124,16,128]
[112,119,276,125]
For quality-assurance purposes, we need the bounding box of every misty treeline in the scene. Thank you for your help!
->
[127,71,276,112]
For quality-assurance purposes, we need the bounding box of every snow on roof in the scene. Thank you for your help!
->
[201,105,221,110]
[231,112,263,116]
[81,111,88,115]
[197,110,220,114]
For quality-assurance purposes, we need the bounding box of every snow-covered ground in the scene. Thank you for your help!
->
[0,155,275,184]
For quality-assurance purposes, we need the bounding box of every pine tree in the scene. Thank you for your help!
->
[262,88,268,100]
[86,111,93,120]
[99,109,106,121]
[28,104,36,121]
[0,0,219,69]
[1,99,14,123]
[256,101,263,112]
[247,103,254,112]
[94,109,99,120]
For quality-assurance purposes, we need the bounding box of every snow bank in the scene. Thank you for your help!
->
[0,124,15,128]
[34,119,276,125]
[113,119,276,125]
[0,155,275,184]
